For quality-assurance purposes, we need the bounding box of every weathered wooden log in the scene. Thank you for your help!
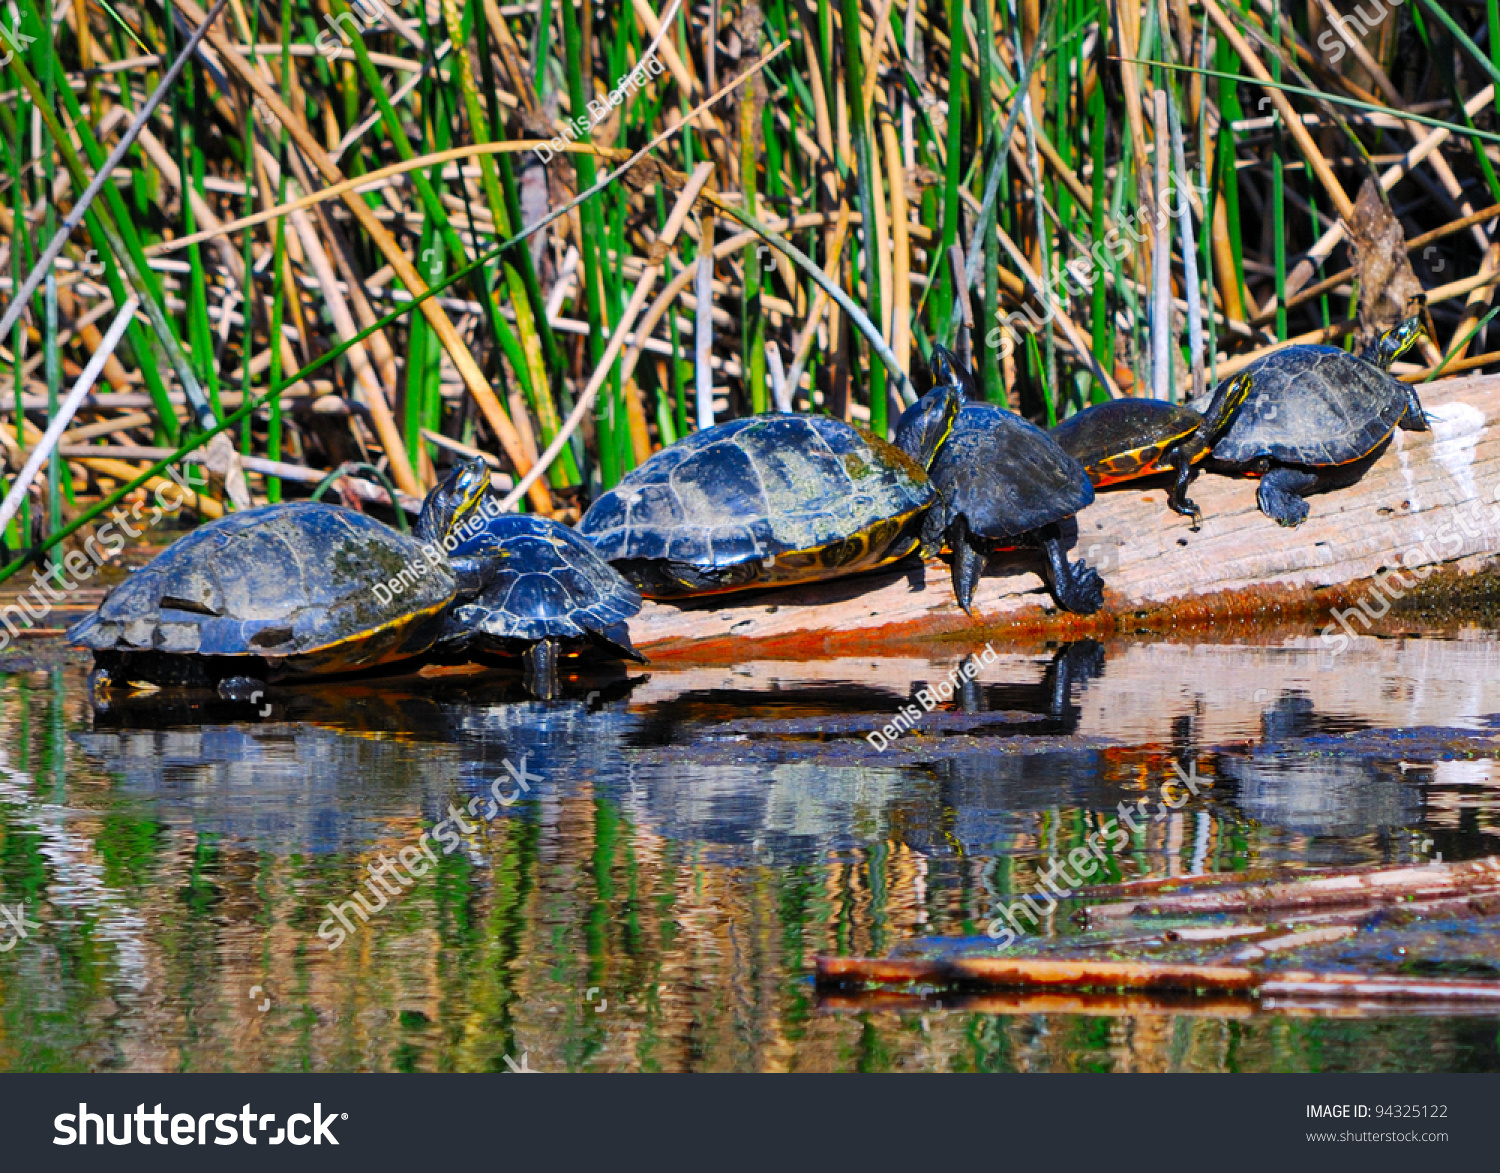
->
[1085,857,1500,920]
[814,953,1500,1001]
[816,954,1259,992]
[817,991,1261,1018]
[633,373,1500,656]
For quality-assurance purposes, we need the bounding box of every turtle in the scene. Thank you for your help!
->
[1203,316,1429,526]
[576,389,960,598]
[68,457,493,686]
[1049,370,1254,529]
[436,510,647,698]
[909,346,1103,615]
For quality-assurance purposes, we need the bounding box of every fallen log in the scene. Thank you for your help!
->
[632,372,1500,657]
[814,954,1500,1003]
[1084,857,1500,921]
[817,990,1261,1018]
[816,988,1500,1019]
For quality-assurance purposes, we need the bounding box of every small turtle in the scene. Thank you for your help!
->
[1050,371,1253,528]
[439,511,646,698]
[909,347,1103,615]
[1205,317,1429,526]
[577,390,959,597]
[68,458,492,685]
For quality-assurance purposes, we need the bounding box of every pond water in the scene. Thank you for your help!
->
[2,633,1500,1072]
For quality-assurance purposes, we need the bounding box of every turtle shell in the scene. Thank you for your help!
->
[1051,399,1203,484]
[578,413,936,596]
[444,513,643,660]
[925,404,1095,542]
[67,504,457,676]
[1210,345,1420,467]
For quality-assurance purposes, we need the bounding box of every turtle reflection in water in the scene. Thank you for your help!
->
[1219,695,1425,839]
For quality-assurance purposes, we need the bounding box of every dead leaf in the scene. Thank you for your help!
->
[1346,177,1424,342]
[202,432,251,511]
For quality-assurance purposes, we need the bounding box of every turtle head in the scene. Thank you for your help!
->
[1199,371,1255,443]
[928,344,981,401]
[414,456,492,545]
[895,384,961,470]
[1365,316,1425,370]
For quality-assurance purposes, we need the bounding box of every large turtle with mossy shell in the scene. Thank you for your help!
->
[577,392,960,598]
[68,458,493,685]
[1050,370,1253,529]
[1203,316,1430,526]
[437,511,646,698]
[909,346,1103,615]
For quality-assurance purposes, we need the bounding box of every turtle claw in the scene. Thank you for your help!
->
[1169,496,1204,532]
[1257,467,1317,528]
[1056,561,1105,615]
[1039,528,1105,615]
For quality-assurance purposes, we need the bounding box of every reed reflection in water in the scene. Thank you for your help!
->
[1,636,1499,1071]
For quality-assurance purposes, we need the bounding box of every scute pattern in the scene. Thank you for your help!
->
[446,513,641,648]
[578,414,935,594]
[1051,399,1199,480]
[67,504,457,668]
[926,404,1095,542]
[1212,345,1413,466]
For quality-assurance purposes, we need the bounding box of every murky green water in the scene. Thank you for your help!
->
[3,634,1500,1072]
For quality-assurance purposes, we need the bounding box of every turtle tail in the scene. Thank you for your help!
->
[593,621,648,665]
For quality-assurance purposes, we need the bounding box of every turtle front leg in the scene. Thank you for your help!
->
[1256,466,1320,527]
[1038,526,1105,615]
[948,516,987,616]
[1166,447,1204,530]
[522,638,560,700]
